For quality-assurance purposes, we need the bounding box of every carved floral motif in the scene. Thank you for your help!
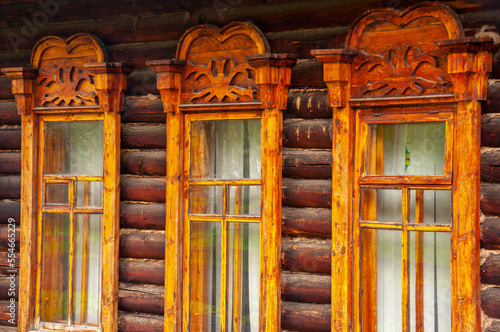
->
[354,46,448,97]
[36,66,98,106]
[185,59,256,103]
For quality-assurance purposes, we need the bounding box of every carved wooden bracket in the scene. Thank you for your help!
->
[437,37,498,101]
[1,33,130,114]
[149,22,296,112]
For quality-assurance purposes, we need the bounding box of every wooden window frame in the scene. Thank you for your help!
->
[2,33,129,332]
[312,3,497,331]
[148,22,295,332]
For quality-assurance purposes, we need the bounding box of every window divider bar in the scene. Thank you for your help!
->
[402,187,409,332]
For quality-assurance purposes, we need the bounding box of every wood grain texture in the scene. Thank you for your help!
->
[0,129,20,151]
[282,179,332,209]
[121,151,166,176]
[120,176,166,203]
[121,124,166,150]
[282,240,331,274]
[118,312,163,332]
[482,217,500,250]
[0,153,20,174]
[482,286,500,319]
[281,301,331,332]
[282,149,332,179]
[0,176,20,200]
[120,202,165,230]
[118,284,164,316]
[281,272,331,304]
[119,259,164,285]
[282,207,331,238]
[0,201,20,223]
[481,254,500,286]
[120,231,165,260]
[481,183,500,216]
[0,101,20,125]
[283,119,332,149]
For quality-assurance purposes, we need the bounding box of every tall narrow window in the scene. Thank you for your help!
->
[2,33,128,332]
[313,3,494,331]
[148,22,295,332]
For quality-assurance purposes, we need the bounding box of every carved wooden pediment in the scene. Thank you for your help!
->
[32,33,107,108]
[346,3,463,99]
[177,22,270,105]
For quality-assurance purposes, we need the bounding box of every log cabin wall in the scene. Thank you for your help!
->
[0,0,499,331]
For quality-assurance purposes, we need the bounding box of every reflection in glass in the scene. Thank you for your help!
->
[190,119,261,180]
[227,222,260,331]
[74,214,102,324]
[189,221,222,331]
[360,188,402,222]
[227,186,261,216]
[44,121,103,176]
[366,122,446,176]
[75,181,103,208]
[189,186,223,215]
[40,213,70,323]
[410,190,452,224]
[362,229,403,331]
[45,183,69,206]
[409,232,451,331]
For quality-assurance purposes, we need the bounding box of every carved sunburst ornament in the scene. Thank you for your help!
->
[185,59,256,103]
[37,66,98,106]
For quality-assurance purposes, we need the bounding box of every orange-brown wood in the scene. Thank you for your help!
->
[312,3,495,332]
[2,33,128,332]
[150,22,295,332]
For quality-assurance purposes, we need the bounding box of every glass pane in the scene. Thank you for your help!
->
[409,232,451,331]
[189,221,222,331]
[190,119,261,180]
[44,121,103,176]
[227,186,261,216]
[40,213,70,323]
[189,185,223,215]
[410,190,452,224]
[227,222,260,332]
[74,214,102,324]
[366,122,446,176]
[75,181,103,208]
[45,182,69,206]
[360,189,402,222]
[361,229,402,331]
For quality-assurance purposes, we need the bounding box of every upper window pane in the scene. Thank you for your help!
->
[44,121,103,176]
[190,119,261,180]
[365,122,446,176]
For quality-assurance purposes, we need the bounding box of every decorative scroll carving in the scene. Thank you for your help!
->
[345,4,463,99]
[177,22,269,106]
[37,66,98,106]
[185,59,256,102]
[354,46,448,97]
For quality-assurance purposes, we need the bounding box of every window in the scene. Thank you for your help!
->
[148,22,295,332]
[312,3,495,331]
[2,33,128,331]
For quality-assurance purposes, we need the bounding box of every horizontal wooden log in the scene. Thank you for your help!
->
[0,326,16,331]
[0,300,17,326]
[0,153,20,175]
[283,149,331,179]
[121,124,166,150]
[119,259,164,285]
[482,217,500,250]
[120,231,165,260]
[286,90,330,119]
[482,286,500,319]
[481,253,500,286]
[119,283,164,316]
[0,251,18,270]
[482,114,500,148]
[282,240,331,274]
[122,96,165,124]
[482,147,500,183]
[120,176,166,203]
[281,301,330,332]
[0,177,20,200]
[283,179,332,209]
[121,150,166,176]
[120,202,165,230]
[484,82,500,114]
[0,101,19,125]
[283,119,332,149]
[281,272,330,304]
[0,226,19,247]
[0,276,17,301]
[0,129,20,151]
[118,312,163,332]
[481,183,500,216]
[0,201,20,224]
[282,207,331,238]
